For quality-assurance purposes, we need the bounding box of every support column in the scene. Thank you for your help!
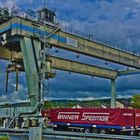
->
[29,127,42,140]
[20,37,41,108]
[111,79,116,108]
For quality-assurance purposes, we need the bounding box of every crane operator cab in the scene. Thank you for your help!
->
[37,8,56,24]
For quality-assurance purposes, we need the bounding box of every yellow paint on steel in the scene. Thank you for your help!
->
[0,47,118,79]
[0,136,9,140]
[1,17,139,68]
[50,56,118,79]
[0,47,11,60]
[0,46,22,60]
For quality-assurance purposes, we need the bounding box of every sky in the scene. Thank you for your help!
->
[0,0,140,103]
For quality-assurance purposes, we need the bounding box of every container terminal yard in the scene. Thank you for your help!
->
[0,2,140,140]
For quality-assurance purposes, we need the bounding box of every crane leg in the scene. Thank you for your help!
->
[111,79,116,108]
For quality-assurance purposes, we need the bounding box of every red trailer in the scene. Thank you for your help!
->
[42,108,140,135]
[135,109,140,131]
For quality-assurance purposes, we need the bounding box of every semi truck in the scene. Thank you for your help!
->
[42,108,140,135]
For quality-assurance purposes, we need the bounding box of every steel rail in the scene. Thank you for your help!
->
[0,128,140,140]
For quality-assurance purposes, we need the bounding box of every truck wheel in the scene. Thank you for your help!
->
[126,131,136,136]
[84,128,90,133]
[100,129,107,134]
[133,131,139,136]
[130,131,134,136]
[134,131,139,136]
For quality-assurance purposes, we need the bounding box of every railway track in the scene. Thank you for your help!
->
[0,128,140,140]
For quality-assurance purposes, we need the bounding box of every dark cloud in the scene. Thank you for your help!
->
[0,0,140,102]
[47,71,110,92]
[117,75,140,92]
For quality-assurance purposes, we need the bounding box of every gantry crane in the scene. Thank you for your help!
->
[0,7,140,111]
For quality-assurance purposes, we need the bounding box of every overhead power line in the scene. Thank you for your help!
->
[110,33,140,43]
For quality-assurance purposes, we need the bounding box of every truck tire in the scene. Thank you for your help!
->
[84,128,90,133]
[99,129,107,134]
[133,131,139,136]
[125,131,136,136]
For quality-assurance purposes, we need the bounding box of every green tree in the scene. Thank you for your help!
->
[43,101,53,109]
[132,94,140,108]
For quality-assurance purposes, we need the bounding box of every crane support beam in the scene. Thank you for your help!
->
[50,56,118,79]
[0,47,12,60]
[0,47,118,79]
[118,69,140,76]
[111,79,116,108]
[1,45,138,79]
[0,17,140,68]
[20,37,41,107]
[0,47,22,60]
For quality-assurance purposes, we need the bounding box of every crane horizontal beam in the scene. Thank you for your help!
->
[1,45,137,78]
[0,17,140,68]
[118,69,140,76]
[0,47,118,79]
[0,47,22,60]
[50,56,118,79]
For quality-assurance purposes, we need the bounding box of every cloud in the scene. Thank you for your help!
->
[0,95,8,102]
[0,0,17,8]
[1,0,140,102]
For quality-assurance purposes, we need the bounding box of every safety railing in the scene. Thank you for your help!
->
[60,24,139,56]
[0,128,140,140]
